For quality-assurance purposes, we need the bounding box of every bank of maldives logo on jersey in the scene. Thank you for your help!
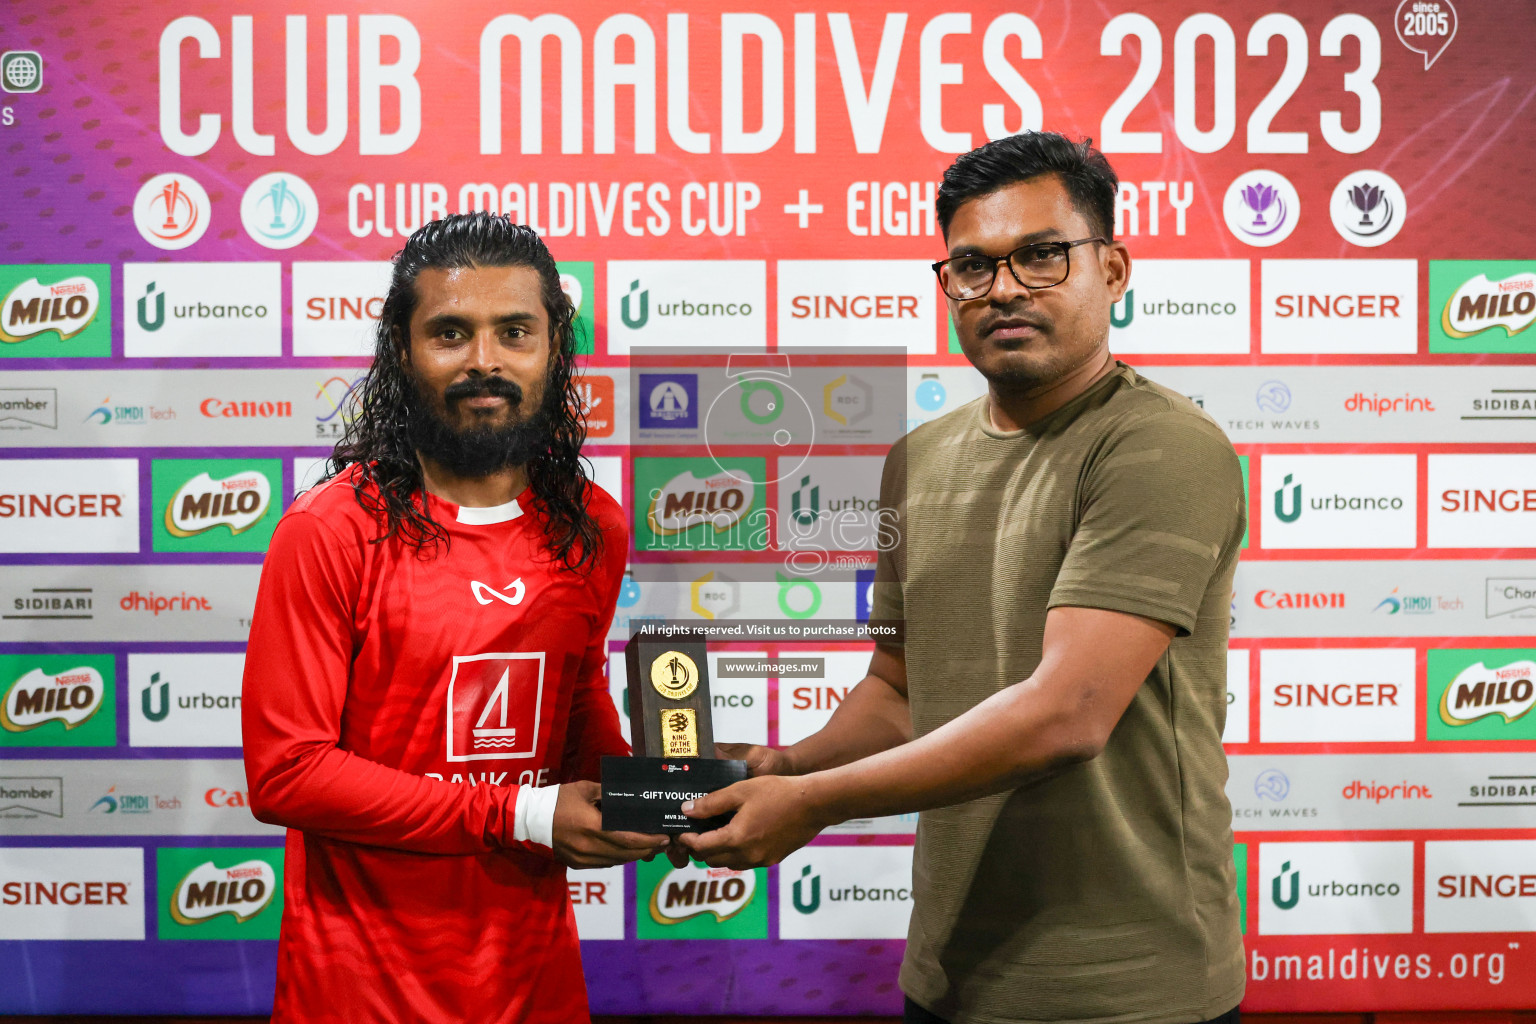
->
[446,653,546,761]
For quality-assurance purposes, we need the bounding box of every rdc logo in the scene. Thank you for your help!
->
[241,172,318,249]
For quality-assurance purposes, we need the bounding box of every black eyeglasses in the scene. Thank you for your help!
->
[932,237,1107,300]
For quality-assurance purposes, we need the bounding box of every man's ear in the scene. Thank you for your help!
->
[395,324,410,368]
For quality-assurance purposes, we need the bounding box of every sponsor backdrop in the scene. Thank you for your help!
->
[1,0,1534,1015]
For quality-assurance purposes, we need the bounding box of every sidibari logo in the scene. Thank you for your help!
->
[164,471,272,537]
[1438,659,1536,726]
[1,666,104,732]
[648,860,755,924]
[648,470,755,536]
[1,276,101,343]
[169,859,276,925]
[1442,272,1536,339]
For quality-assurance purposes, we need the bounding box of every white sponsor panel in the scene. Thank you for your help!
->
[1259,841,1413,935]
[1224,648,1251,744]
[1260,454,1417,549]
[1428,454,1536,549]
[0,846,145,939]
[777,260,936,352]
[292,261,392,356]
[1261,260,1417,354]
[1109,259,1250,354]
[1260,648,1416,743]
[570,864,625,940]
[1425,840,1536,933]
[779,845,913,939]
[127,653,245,748]
[777,651,869,745]
[777,456,885,551]
[606,260,766,353]
[587,455,623,509]
[292,456,330,500]
[0,458,139,553]
[123,262,281,357]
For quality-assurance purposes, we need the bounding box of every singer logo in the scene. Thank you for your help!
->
[445,653,545,762]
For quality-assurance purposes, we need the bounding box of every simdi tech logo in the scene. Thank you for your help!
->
[635,857,766,939]
[151,459,281,553]
[1428,648,1536,741]
[1430,261,1536,353]
[155,847,283,940]
[0,264,111,357]
[0,654,116,748]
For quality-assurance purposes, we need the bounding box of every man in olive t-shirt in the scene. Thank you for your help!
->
[677,132,1246,1024]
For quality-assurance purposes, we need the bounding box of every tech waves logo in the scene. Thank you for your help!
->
[1438,659,1536,726]
[164,471,272,538]
[649,861,756,924]
[0,275,101,343]
[169,859,276,925]
[1441,271,1536,340]
[1,666,105,732]
[445,653,545,762]
[647,470,755,536]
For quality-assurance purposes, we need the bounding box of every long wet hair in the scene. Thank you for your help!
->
[327,213,600,571]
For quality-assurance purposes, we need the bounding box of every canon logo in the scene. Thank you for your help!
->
[200,399,293,419]
[0,493,123,518]
[1254,589,1345,609]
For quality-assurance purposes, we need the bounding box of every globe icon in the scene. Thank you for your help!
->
[4,55,39,91]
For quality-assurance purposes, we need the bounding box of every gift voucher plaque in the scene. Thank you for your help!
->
[600,631,748,834]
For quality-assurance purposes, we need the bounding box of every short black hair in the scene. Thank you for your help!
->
[936,132,1119,241]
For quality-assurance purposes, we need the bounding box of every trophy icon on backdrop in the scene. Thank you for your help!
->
[1240,182,1278,228]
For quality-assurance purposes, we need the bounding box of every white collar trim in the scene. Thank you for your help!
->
[455,498,524,525]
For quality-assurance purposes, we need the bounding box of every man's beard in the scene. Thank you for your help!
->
[406,369,558,478]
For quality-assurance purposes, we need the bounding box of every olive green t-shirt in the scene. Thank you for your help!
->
[873,363,1246,1024]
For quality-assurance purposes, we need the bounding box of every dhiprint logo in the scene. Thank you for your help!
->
[470,579,526,607]
[1259,842,1413,935]
[132,173,211,251]
[445,653,546,761]
[607,261,767,352]
[1260,455,1417,548]
[240,173,317,250]
[1224,171,1300,247]
[1330,172,1407,247]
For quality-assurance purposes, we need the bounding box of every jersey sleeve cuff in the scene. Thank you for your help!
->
[513,784,560,849]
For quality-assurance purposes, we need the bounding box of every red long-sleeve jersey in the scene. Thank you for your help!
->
[242,465,629,1023]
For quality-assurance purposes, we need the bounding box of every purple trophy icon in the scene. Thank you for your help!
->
[1241,183,1278,228]
[1347,183,1388,231]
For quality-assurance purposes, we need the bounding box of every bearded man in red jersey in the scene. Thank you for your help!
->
[243,213,666,1023]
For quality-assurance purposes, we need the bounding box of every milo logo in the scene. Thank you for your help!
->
[647,470,755,536]
[1439,659,1536,726]
[170,858,277,925]
[1442,272,1536,339]
[648,860,756,924]
[0,275,101,343]
[165,470,272,537]
[1,667,104,732]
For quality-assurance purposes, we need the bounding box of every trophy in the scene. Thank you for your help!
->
[600,629,748,834]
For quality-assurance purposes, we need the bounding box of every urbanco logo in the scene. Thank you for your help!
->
[1259,842,1413,935]
[128,653,245,748]
[1261,454,1416,548]
[779,846,914,939]
[122,263,281,358]
[133,173,211,251]
[606,261,766,353]
[1108,259,1250,354]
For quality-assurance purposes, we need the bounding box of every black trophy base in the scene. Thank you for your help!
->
[600,756,749,834]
